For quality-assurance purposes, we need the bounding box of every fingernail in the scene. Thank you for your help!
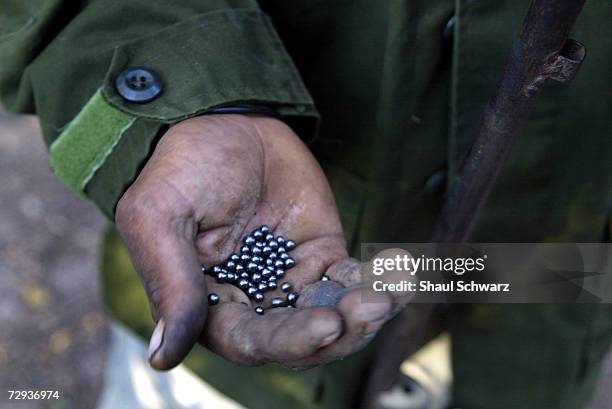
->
[148,318,166,361]
[320,330,341,347]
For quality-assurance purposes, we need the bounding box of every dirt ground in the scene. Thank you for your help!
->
[0,111,109,409]
[0,111,610,409]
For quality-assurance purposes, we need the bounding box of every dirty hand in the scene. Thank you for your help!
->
[115,114,406,370]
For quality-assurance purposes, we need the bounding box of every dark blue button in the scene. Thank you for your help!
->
[115,67,162,103]
[425,169,448,194]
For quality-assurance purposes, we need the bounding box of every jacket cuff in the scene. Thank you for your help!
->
[49,8,318,219]
[102,8,318,122]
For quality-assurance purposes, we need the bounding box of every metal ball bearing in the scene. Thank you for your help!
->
[202,225,299,313]
[208,293,220,306]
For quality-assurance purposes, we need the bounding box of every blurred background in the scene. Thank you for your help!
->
[0,110,611,409]
[0,110,247,409]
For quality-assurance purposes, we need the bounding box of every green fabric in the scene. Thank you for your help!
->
[0,0,317,209]
[85,119,164,219]
[450,304,612,409]
[3,0,612,408]
[49,89,135,196]
[100,9,318,123]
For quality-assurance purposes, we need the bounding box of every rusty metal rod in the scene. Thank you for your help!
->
[432,0,586,243]
[361,0,587,407]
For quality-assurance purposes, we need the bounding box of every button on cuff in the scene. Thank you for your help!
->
[115,67,162,103]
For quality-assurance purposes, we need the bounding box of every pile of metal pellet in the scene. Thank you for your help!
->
[202,225,298,315]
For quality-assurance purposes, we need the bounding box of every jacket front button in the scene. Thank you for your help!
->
[115,67,162,103]
[443,15,457,40]
[425,169,448,195]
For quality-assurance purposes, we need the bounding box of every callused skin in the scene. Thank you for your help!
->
[116,114,404,371]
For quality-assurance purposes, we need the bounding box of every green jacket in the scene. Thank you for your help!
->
[2,1,611,408]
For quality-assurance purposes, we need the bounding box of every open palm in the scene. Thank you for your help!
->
[116,114,401,370]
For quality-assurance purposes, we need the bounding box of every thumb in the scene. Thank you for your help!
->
[116,198,208,371]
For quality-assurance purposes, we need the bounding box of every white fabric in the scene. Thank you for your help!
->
[96,323,247,409]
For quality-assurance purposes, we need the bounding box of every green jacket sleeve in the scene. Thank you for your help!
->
[0,0,318,219]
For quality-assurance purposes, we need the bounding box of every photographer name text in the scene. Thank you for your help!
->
[372,280,510,293]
